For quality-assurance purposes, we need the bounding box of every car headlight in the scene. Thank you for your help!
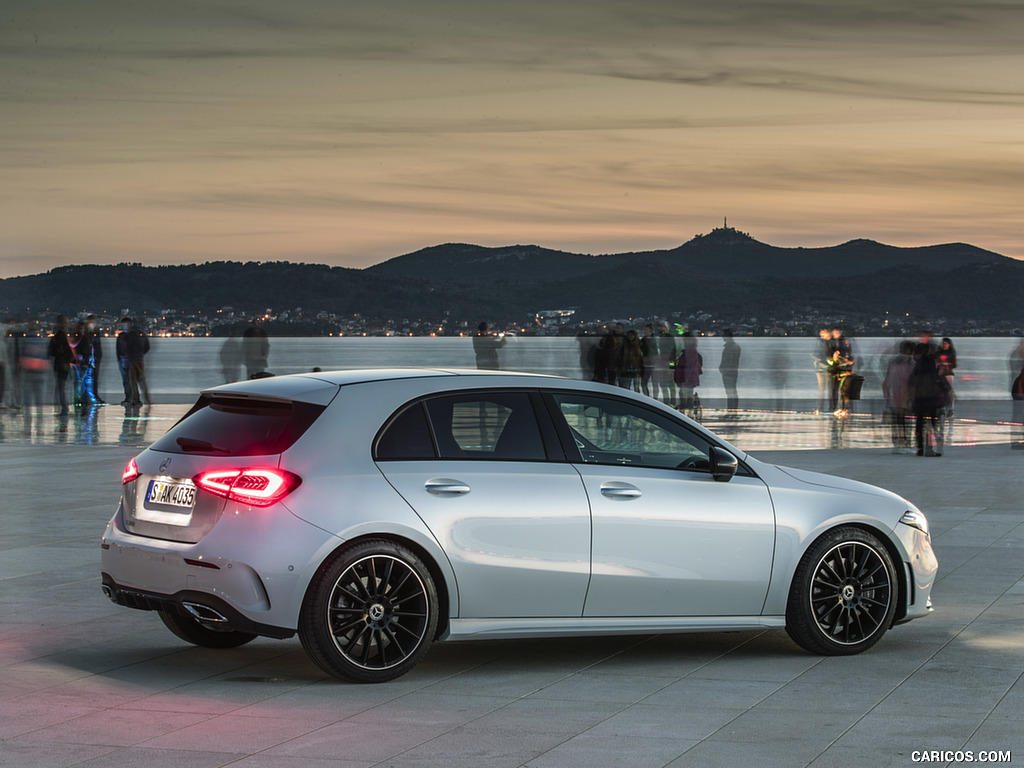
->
[899,510,930,536]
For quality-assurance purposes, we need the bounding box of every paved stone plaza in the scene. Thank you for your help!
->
[1,406,1022,767]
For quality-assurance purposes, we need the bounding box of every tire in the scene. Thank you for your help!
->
[786,527,897,655]
[299,540,439,683]
[158,608,258,649]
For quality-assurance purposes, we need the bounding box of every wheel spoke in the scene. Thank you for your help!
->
[854,546,873,578]
[360,628,377,666]
[331,615,366,634]
[367,558,381,594]
[819,559,844,585]
[379,558,395,594]
[388,568,414,597]
[383,626,408,660]
[860,562,886,585]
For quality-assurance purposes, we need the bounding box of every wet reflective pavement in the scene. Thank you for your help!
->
[0,401,1016,453]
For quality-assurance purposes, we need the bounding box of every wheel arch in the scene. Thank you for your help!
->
[791,521,909,628]
[305,532,454,641]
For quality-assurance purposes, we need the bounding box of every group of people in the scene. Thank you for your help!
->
[574,323,741,418]
[882,333,957,456]
[811,328,859,417]
[0,315,151,416]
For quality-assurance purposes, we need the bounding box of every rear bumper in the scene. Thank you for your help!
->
[100,574,295,639]
[100,498,340,632]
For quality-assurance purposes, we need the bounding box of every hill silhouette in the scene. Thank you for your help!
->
[1,228,1020,329]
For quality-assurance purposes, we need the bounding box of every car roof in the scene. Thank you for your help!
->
[203,368,565,404]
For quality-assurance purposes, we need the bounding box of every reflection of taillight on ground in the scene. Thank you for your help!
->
[193,469,302,507]
[122,458,139,485]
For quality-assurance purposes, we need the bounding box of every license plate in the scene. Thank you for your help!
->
[146,479,197,510]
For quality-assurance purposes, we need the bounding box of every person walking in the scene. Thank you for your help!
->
[47,316,75,416]
[673,332,703,417]
[883,341,915,453]
[812,329,832,414]
[618,329,645,392]
[910,342,947,456]
[84,314,104,404]
[124,318,151,406]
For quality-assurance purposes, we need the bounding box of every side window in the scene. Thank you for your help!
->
[551,393,712,471]
[375,402,437,460]
[425,392,547,461]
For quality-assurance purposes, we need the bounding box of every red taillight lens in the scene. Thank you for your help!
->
[193,468,301,507]
[122,457,139,485]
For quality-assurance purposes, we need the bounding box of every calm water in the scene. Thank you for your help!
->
[95,335,1022,405]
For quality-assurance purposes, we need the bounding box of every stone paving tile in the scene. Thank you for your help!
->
[524,733,700,768]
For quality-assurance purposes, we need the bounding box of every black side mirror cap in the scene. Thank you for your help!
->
[710,446,738,482]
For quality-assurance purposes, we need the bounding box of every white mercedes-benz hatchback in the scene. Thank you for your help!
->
[101,369,937,683]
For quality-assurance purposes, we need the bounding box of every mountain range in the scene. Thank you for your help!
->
[2,228,1021,329]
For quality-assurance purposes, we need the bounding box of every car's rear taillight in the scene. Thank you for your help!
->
[193,468,301,507]
[122,458,139,485]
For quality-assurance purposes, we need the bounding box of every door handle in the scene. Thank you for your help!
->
[425,479,471,496]
[600,482,642,499]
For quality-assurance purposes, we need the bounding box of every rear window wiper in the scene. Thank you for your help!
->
[176,437,230,454]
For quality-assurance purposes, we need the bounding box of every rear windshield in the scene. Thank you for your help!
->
[151,396,326,456]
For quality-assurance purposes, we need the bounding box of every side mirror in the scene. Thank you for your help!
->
[710,447,738,483]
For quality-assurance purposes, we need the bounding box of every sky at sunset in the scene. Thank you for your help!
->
[2,0,1023,279]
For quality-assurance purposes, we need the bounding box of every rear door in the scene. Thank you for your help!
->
[374,390,592,619]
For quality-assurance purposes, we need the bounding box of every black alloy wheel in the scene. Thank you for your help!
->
[299,540,438,683]
[786,527,897,655]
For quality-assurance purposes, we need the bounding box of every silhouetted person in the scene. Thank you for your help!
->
[655,322,677,404]
[883,340,915,453]
[592,329,619,385]
[115,317,133,405]
[243,318,270,378]
[828,328,854,416]
[640,323,656,397]
[673,332,702,415]
[85,314,104,404]
[618,329,645,392]
[1010,339,1024,449]
[812,329,832,414]
[473,322,506,370]
[719,329,741,412]
[911,342,947,456]
[220,328,244,383]
[576,327,598,381]
[48,316,75,416]
[124,318,151,406]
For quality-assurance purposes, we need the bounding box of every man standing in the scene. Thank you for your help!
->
[473,322,506,370]
[243,318,270,379]
[124,318,151,406]
[719,329,742,413]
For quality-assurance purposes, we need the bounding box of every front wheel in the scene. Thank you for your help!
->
[786,527,897,655]
[299,540,439,683]
[158,609,257,649]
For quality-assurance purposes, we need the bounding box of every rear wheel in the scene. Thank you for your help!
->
[158,609,257,649]
[299,540,438,683]
[786,527,897,655]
